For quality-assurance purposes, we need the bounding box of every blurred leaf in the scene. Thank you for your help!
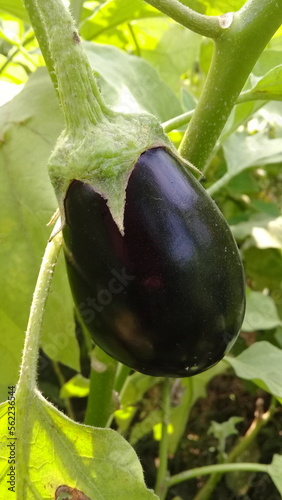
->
[141,23,202,94]
[115,372,162,432]
[84,42,183,120]
[202,0,245,15]
[0,395,158,500]
[80,0,162,41]
[244,248,282,291]
[253,50,282,77]
[242,65,282,101]
[269,454,282,496]
[60,374,90,399]
[169,361,227,454]
[242,290,282,332]
[231,214,282,249]
[224,130,282,174]
[226,341,282,401]
[0,0,30,23]
[130,409,162,445]
[208,416,243,459]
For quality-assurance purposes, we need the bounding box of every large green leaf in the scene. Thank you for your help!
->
[242,290,282,332]
[209,128,282,194]
[80,0,162,41]
[84,42,183,120]
[231,214,282,249]
[140,23,202,94]
[225,341,282,401]
[0,68,79,401]
[0,0,30,23]
[0,394,158,499]
[241,65,282,101]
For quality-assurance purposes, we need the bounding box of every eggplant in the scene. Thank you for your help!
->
[63,147,245,377]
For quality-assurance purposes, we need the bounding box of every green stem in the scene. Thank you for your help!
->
[114,363,131,394]
[21,0,57,90]
[84,346,118,427]
[179,0,282,170]
[16,222,62,399]
[167,462,269,487]
[162,110,194,133]
[192,399,276,500]
[22,0,109,131]
[145,0,227,38]
[155,378,171,500]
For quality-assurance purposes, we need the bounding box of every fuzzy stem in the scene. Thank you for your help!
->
[22,0,110,131]
[21,0,57,89]
[179,0,282,170]
[15,222,62,400]
[145,0,227,38]
[155,378,171,499]
[84,346,118,428]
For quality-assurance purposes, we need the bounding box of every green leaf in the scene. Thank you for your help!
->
[269,454,282,495]
[208,416,243,459]
[80,0,162,41]
[84,42,183,121]
[141,23,202,94]
[242,65,282,101]
[60,374,90,399]
[209,129,282,193]
[231,214,282,249]
[242,290,282,332]
[0,0,30,23]
[0,394,158,499]
[115,372,162,433]
[225,341,282,401]
[0,68,79,401]
[244,247,282,291]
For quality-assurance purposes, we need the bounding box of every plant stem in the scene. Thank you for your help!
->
[145,0,227,38]
[155,378,171,500]
[22,0,109,131]
[192,398,277,500]
[167,462,269,487]
[179,0,282,171]
[21,0,57,89]
[16,221,62,399]
[84,346,118,428]
[162,110,194,133]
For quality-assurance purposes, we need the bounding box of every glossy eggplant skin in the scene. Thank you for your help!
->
[63,147,245,377]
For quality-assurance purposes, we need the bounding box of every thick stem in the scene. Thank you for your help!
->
[84,346,118,428]
[145,0,227,38]
[21,0,57,90]
[22,0,109,131]
[16,222,62,399]
[155,378,171,499]
[179,0,282,170]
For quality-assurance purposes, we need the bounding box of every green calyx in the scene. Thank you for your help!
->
[48,109,171,231]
